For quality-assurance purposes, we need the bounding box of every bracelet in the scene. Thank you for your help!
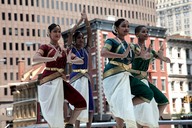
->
[86,25,90,28]
[138,71,141,75]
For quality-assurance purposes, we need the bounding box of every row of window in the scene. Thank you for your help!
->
[1,9,155,25]
[152,78,166,91]
[169,47,191,59]
[3,42,39,51]
[1,0,155,9]
[171,81,192,91]
[3,57,31,65]
[169,63,191,75]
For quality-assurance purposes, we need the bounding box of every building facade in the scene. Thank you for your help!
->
[156,0,192,36]
[166,35,192,120]
[0,1,157,127]
[0,0,157,86]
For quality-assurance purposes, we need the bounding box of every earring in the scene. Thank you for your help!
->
[47,29,50,37]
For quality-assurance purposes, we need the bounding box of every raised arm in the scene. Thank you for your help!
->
[156,45,171,63]
[67,17,84,48]
[82,8,92,49]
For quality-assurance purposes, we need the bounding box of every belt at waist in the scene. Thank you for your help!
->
[45,67,64,73]
[73,69,88,74]
[109,60,143,75]
[109,60,131,70]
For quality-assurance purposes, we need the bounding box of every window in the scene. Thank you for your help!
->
[32,29,35,36]
[189,82,192,91]
[33,44,36,51]
[26,14,29,21]
[8,13,11,20]
[15,28,18,36]
[3,42,6,50]
[171,81,175,91]
[179,64,182,74]
[151,60,156,70]
[172,98,176,109]
[51,0,54,9]
[10,72,14,80]
[9,42,12,50]
[3,27,6,35]
[1,0,4,4]
[28,58,31,65]
[92,6,94,14]
[150,40,155,49]
[93,75,97,91]
[36,0,39,7]
[186,48,190,59]
[2,12,5,20]
[42,16,45,23]
[152,78,157,86]
[8,0,11,4]
[161,79,166,91]
[160,60,164,70]
[64,2,68,10]
[27,29,30,36]
[25,0,28,5]
[178,48,181,58]
[92,54,96,69]
[3,58,6,65]
[20,14,23,21]
[60,1,63,10]
[4,88,8,95]
[56,1,59,9]
[9,28,12,35]
[21,43,25,50]
[31,0,34,6]
[32,14,35,22]
[187,64,191,75]
[180,81,183,91]
[21,28,24,36]
[4,73,7,80]
[37,15,40,22]
[38,29,40,37]
[15,43,19,50]
[41,0,44,8]
[14,13,17,21]
[19,0,22,5]
[169,47,172,57]
[47,16,50,24]
[170,63,173,73]
[10,58,13,65]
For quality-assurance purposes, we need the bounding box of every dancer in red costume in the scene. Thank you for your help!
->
[33,23,86,128]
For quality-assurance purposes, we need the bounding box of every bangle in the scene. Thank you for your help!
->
[86,25,90,28]
[138,71,141,75]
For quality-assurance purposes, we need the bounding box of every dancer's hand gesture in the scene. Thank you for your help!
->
[121,45,130,59]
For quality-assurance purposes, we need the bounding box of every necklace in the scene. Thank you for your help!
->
[49,43,63,55]
[74,47,85,59]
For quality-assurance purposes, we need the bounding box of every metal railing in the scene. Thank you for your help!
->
[24,120,192,128]
[79,120,192,127]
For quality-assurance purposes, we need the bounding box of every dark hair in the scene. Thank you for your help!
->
[112,18,126,36]
[48,23,60,32]
[73,31,83,42]
[135,25,146,35]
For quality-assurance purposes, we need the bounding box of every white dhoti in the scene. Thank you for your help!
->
[38,77,64,128]
[70,76,89,123]
[134,79,159,128]
[103,72,137,128]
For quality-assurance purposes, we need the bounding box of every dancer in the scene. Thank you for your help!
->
[33,23,86,128]
[101,18,154,128]
[131,25,170,128]
[67,9,94,128]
